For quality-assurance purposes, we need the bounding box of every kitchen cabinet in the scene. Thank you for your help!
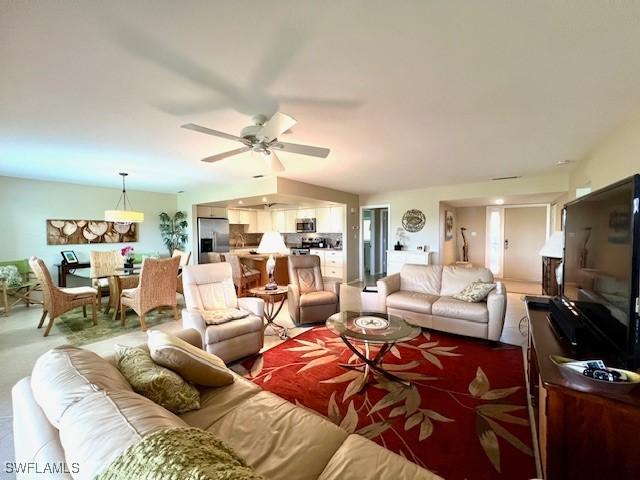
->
[271,210,287,233]
[227,209,241,224]
[315,207,331,232]
[256,210,272,233]
[310,249,344,280]
[285,210,297,233]
[329,206,344,233]
[197,206,227,218]
[313,206,344,233]
[297,208,316,219]
[241,210,258,232]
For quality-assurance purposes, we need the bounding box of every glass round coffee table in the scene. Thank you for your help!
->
[326,311,421,392]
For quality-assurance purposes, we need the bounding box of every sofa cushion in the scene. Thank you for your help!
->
[432,296,489,323]
[115,345,200,414]
[148,330,234,387]
[300,290,339,307]
[180,374,261,430]
[201,307,250,325]
[205,314,264,344]
[30,345,132,428]
[59,389,187,480]
[205,391,348,480]
[440,266,494,297]
[400,265,443,295]
[318,434,442,480]
[386,291,440,314]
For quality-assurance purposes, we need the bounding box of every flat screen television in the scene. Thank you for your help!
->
[562,174,640,368]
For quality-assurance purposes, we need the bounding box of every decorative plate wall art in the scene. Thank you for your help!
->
[402,209,426,232]
[46,220,138,245]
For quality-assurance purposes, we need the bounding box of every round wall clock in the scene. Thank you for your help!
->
[402,209,426,232]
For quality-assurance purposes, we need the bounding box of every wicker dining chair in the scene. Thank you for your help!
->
[89,250,123,310]
[28,257,98,337]
[224,253,261,297]
[120,256,180,331]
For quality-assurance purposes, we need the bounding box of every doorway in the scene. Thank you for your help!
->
[361,206,389,285]
[485,205,548,294]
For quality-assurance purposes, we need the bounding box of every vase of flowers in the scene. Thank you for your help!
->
[395,227,408,251]
[121,246,135,268]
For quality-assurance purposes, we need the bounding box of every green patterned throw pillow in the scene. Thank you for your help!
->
[0,265,22,288]
[97,427,264,480]
[453,281,496,303]
[115,345,200,414]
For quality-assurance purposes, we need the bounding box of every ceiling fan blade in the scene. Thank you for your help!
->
[182,123,249,144]
[265,152,285,172]
[271,141,330,158]
[201,147,251,163]
[257,112,297,141]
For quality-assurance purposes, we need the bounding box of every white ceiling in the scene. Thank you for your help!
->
[446,191,566,208]
[2,1,640,194]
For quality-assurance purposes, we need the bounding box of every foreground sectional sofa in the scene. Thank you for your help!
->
[12,328,441,480]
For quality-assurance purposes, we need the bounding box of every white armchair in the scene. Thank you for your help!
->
[181,262,265,363]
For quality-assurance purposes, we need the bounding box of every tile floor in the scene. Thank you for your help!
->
[0,285,528,479]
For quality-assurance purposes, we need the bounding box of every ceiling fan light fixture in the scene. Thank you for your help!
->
[105,173,144,224]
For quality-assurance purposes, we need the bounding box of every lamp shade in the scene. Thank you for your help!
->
[539,231,564,258]
[105,210,145,223]
[257,231,288,254]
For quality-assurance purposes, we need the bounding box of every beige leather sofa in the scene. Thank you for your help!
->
[12,329,441,480]
[288,255,340,325]
[181,262,264,363]
[377,265,507,341]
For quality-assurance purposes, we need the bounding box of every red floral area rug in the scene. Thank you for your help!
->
[242,326,536,480]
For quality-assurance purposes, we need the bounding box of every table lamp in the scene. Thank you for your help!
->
[539,231,564,293]
[257,231,288,290]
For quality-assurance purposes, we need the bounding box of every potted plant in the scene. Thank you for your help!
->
[159,211,188,256]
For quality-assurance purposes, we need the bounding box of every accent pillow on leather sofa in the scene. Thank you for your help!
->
[453,281,496,302]
[30,345,132,427]
[148,330,235,387]
[115,345,200,413]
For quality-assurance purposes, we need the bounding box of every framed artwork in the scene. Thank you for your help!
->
[445,210,454,241]
[47,220,138,245]
[61,250,79,264]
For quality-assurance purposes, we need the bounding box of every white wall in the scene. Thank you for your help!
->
[0,176,177,282]
[360,173,569,264]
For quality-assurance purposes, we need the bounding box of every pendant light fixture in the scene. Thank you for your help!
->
[105,172,144,224]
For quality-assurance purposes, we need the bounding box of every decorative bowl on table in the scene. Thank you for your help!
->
[549,355,640,393]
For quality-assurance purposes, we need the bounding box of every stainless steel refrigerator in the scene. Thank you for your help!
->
[197,217,230,264]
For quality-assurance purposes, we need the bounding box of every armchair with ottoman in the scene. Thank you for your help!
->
[288,255,340,326]
[377,264,507,341]
[181,262,265,363]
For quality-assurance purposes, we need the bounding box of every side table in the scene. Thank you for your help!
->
[249,286,288,339]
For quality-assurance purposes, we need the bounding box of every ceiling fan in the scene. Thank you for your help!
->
[182,112,330,172]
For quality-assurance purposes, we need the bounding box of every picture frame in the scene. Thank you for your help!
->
[61,250,79,264]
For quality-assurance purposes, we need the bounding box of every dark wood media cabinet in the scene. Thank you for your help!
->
[525,296,640,479]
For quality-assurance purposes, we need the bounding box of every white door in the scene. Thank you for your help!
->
[503,206,547,282]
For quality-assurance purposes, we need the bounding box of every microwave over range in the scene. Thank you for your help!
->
[296,218,316,233]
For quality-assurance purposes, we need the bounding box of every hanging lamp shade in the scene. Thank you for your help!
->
[105,173,144,224]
